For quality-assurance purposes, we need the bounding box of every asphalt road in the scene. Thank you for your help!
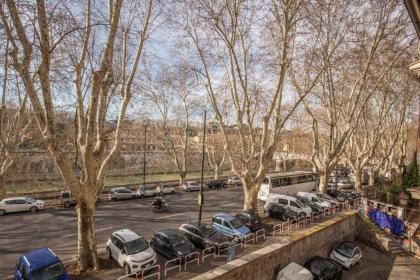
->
[0,187,244,278]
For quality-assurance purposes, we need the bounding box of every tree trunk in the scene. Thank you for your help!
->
[354,168,362,192]
[0,175,5,200]
[243,185,259,211]
[77,197,99,272]
[283,161,287,173]
[318,172,329,193]
[178,171,186,186]
[214,166,219,179]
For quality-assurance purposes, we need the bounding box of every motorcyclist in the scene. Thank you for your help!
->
[152,195,166,209]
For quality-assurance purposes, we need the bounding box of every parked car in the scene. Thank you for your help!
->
[326,189,353,204]
[59,190,77,208]
[264,203,299,221]
[0,197,44,216]
[150,228,195,260]
[211,213,251,242]
[296,196,323,215]
[235,210,263,232]
[315,193,338,206]
[303,256,342,280]
[277,262,313,280]
[297,192,332,209]
[106,229,157,275]
[181,181,200,192]
[14,248,69,280]
[157,184,176,194]
[207,180,225,189]
[227,176,242,186]
[337,179,353,190]
[330,241,362,269]
[137,185,158,198]
[265,194,312,217]
[178,221,228,249]
[108,187,137,201]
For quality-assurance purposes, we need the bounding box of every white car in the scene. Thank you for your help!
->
[297,192,332,209]
[0,197,45,216]
[330,241,362,269]
[156,184,176,195]
[265,194,312,217]
[137,186,158,198]
[107,229,157,275]
[181,181,200,192]
[277,262,313,280]
[316,193,338,206]
[227,176,242,186]
[109,187,137,201]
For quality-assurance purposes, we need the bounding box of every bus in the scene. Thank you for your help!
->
[257,171,317,201]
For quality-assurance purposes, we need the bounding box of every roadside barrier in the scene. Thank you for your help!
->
[305,215,312,224]
[184,252,200,270]
[201,246,216,263]
[323,208,329,217]
[297,216,305,228]
[255,229,266,243]
[242,233,255,247]
[312,213,319,223]
[217,242,231,256]
[164,258,181,277]
[282,221,290,232]
[140,265,160,280]
[272,223,282,237]
[290,219,298,229]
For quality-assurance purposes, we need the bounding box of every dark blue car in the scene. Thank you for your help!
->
[15,248,70,280]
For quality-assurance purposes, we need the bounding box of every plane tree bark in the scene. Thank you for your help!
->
[0,0,155,272]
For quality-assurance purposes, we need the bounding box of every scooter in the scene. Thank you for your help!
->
[152,202,169,213]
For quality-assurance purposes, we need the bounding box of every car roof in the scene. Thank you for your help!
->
[23,248,60,272]
[265,171,314,178]
[214,213,235,221]
[269,193,297,201]
[2,197,31,201]
[112,229,141,242]
[111,187,130,190]
[156,228,180,236]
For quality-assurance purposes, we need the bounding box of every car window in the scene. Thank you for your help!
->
[213,217,222,225]
[278,198,288,205]
[168,234,188,246]
[222,220,232,229]
[229,218,243,229]
[5,200,16,205]
[61,192,70,199]
[200,225,216,237]
[290,201,300,208]
[31,262,66,280]
[17,262,28,280]
[125,237,149,255]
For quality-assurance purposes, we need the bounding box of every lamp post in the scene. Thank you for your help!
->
[143,122,147,187]
[198,111,206,225]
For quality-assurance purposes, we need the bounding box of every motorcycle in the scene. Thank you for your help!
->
[152,201,169,213]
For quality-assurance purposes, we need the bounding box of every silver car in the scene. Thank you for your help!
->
[181,181,200,192]
[109,187,137,201]
[330,241,362,269]
[0,197,45,215]
[137,186,158,198]
[156,184,176,194]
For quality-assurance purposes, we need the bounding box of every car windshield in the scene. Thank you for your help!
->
[310,259,337,275]
[200,225,217,237]
[229,218,243,229]
[25,197,36,203]
[336,243,354,258]
[168,234,188,246]
[31,262,66,280]
[189,182,199,186]
[126,237,149,255]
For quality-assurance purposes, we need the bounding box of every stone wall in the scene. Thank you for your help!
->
[191,212,358,280]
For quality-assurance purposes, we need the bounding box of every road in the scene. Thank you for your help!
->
[0,187,244,278]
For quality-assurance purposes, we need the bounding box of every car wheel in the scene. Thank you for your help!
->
[124,263,131,275]
[171,190,175,194]
[64,201,71,208]
[30,206,38,214]
[131,195,137,199]
[0,209,5,216]
[107,247,112,259]
[111,197,118,202]
[186,189,190,192]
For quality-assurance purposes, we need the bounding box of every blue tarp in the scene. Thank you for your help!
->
[368,209,404,235]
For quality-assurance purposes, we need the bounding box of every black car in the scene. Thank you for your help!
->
[296,196,323,215]
[327,189,353,204]
[207,180,225,189]
[264,203,299,221]
[235,211,263,232]
[178,221,228,249]
[150,229,195,260]
[304,256,343,280]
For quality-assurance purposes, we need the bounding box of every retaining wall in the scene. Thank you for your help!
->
[191,212,358,280]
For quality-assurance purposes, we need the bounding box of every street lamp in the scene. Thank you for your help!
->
[198,111,207,225]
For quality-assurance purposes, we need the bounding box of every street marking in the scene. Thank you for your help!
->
[62,227,113,238]
[155,213,184,220]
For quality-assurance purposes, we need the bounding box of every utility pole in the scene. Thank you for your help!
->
[198,111,206,225]
[143,122,147,187]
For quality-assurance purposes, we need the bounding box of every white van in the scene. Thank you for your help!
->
[297,192,331,209]
[277,262,313,280]
[265,194,312,217]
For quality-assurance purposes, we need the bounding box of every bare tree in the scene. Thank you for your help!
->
[0,41,31,200]
[0,0,155,271]
[293,0,415,193]
[179,0,335,210]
